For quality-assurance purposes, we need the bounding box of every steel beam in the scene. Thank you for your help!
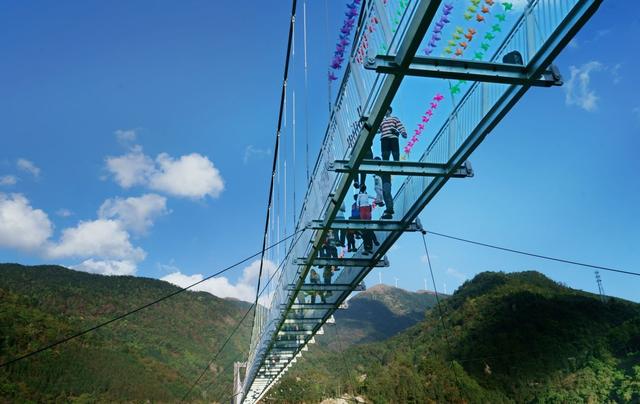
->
[308,219,420,232]
[289,303,335,310]
[277,330,313,336]
[283,318,324,324]
[272,342,303,349]
[287,283,352,292]
[366,55,562,86]
[330,159,474,177]
[295,256,389,267]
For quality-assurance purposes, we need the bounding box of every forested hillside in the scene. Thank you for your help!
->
[0,263,252,403]
[268,271,640,403]
[0,263,434,403]
[317,283,441,349]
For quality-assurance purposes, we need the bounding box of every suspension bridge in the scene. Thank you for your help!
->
[231,0,603,402]
[0,0,629,401]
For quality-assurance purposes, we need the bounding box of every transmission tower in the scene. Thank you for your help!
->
[594,270,606,302]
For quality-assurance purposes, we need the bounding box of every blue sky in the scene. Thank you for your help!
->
[0,1,638,303]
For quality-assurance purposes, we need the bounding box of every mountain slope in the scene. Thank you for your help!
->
[0,263,252,403]
[318,284,441,349]
[268,271,640,403]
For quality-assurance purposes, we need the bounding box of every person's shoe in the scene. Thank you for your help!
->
[353,181,360,189]
[374,240,380,246]
[377,201,385,207]
[381,212,393,219]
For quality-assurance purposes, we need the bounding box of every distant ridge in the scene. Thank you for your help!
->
[269,271,640,403]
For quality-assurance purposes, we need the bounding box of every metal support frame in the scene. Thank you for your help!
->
[242,0,603,401]
[282,318,324,324]
[366,55,563,87]
[278,330,313,336]
[308,219,420,232]
[330,159,474,177]
[287,283,352,292]
[243,2,444,400]
[289,303,335,310]
[294,256,389,267]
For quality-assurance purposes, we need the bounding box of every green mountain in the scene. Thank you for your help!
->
[268,271,640,403]
[0,263,252,403]
[318,283,441,349]
[0,263,434,403]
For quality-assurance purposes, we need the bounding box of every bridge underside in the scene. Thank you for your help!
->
[240,0,603,402]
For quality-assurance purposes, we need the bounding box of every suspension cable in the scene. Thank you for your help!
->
[0,230,302,369]
[303,0,310,184]
[194,229,307,401]
[426,230,639,277]
[252,0,298,327]
[420,232,466,401]
[181,230,306,402]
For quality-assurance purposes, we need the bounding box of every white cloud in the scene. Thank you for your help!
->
[0,193,147,276]
[567,39,579,49]
[610,63,622,85]
[243,145,271,164]
[98,193,168,235]
[46,219,145,262]
[72,259,137,276]
[17,158,40,178]
[56,208,73,217]
[115,129,137,145]
[446,267,468,282]
[161,259,277,302]
[105,145,156,188]
[149,153,224,199]
[0,193,53,251]
[564,61,603,112]
[106,146,224,199]
[0,175,18,186]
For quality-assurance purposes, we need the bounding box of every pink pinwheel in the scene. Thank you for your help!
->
[418,123,425,130]
[426,110,433,117]
[433,93,444,101]
[430,102,438,109]
[329,72,338,81]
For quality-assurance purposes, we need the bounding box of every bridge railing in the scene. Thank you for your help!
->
[246,0,414,365]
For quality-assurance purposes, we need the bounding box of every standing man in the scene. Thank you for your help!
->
[379,107,407,161]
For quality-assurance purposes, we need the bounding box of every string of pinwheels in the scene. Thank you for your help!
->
[329,0,362,82]
[404,1,514,158]
[403,93,445,157]
[449,1,514,95]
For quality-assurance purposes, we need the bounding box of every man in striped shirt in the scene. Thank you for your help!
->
[378,107,407,161]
